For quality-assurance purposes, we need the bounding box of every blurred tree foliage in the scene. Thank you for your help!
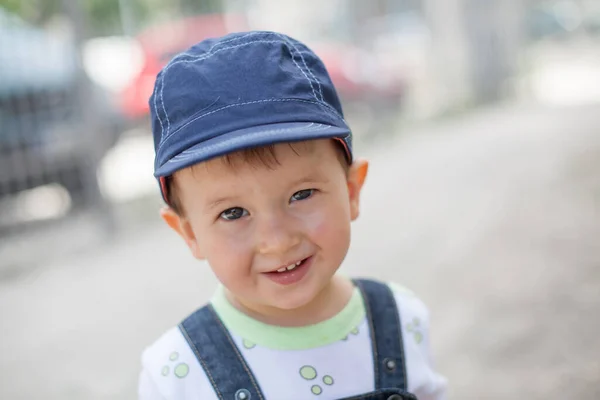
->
[0,0,223,36]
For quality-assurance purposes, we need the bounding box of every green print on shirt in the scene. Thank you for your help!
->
[406,317,423,344]
[161,351,190,379]
[299,366,335,396]
[341,325,360,342]
[242,339,256,349]
[300,366,317,380]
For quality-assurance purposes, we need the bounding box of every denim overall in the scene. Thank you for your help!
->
[179,279,418,400]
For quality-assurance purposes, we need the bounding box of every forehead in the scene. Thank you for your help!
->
[180,139,341,182]
[210,140,318,171]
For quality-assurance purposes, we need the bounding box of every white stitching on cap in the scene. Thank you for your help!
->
[208,32,258,52]
[168,123,327,162]
[159,98,340,146]
[273,34,320,103]
[278,34,324,102]
[283,45,319,102]
[300,49,324,101]
[152,77,165,138]
[166,123,332,164]
[162,40,280,74]
[158,39,321,143]
[301,49,324,101]
[158,74,171,136]
[171,32,260,62]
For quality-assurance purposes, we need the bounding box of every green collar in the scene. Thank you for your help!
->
[210,285,366,350]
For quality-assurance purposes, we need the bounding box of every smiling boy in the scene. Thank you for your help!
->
[139,31,446,400]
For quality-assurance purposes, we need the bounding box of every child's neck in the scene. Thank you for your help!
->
[225,275,355,327]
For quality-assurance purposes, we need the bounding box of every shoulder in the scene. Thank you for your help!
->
[386,281,448,400]
[354,279,429,330]
[138,326,217,399]
[385,281,432,362]
[141,326,191,374]
[387,282,429,329]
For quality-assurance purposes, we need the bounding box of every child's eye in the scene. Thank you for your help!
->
[220,207,248,221]
[290,189,314,202]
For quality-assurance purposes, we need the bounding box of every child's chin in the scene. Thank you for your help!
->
[271,299,309,311]
[268,289,319,311]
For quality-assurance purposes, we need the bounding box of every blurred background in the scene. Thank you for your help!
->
[1,0,599,399]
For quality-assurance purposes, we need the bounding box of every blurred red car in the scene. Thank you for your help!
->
[119,14,405,123]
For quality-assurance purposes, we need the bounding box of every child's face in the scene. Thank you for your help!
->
[162,139,368,312]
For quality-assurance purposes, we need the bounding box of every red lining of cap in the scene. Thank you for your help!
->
[333,137,352,163]
[159,176,169,205]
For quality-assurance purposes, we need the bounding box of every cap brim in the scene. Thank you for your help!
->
[154,121,351,177]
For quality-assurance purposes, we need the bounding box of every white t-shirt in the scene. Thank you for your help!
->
[138,282,447,399]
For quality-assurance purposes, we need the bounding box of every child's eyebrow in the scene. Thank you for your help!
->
[289,172,328,187]
[206,196,238,211]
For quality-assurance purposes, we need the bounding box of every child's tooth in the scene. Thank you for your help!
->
[286,264,296,271]
[296,260,301,266]
[277,267,287,273]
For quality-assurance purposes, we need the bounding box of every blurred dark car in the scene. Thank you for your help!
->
[119,13,406,123]
[0,9,123,206]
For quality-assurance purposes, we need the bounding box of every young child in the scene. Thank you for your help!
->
[139,31,446,400]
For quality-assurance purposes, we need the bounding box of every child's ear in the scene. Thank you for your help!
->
[347,158,369,221]
[160,207,205,260]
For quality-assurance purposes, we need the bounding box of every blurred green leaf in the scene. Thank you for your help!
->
[0,0,224,36]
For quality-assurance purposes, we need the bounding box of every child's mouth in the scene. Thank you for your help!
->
[264,256,312,285]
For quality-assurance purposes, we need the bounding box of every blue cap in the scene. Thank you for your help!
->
[150,31,352,202]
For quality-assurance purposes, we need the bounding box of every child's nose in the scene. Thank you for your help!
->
[255,215,301,255]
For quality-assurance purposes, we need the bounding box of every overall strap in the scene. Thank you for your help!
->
[353,279,408,391]
[179,305,265,400]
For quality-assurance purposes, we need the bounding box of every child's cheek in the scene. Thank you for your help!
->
[207,227,253,265]
[300,206,340,239]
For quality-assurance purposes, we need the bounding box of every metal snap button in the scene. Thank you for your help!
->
[387,395,404,400]
[235,389,251,400]
[384,357,396,371]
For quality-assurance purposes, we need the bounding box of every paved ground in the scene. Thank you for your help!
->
[1,102,599,399]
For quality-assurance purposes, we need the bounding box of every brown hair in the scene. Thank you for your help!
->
[166,141,349,215]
